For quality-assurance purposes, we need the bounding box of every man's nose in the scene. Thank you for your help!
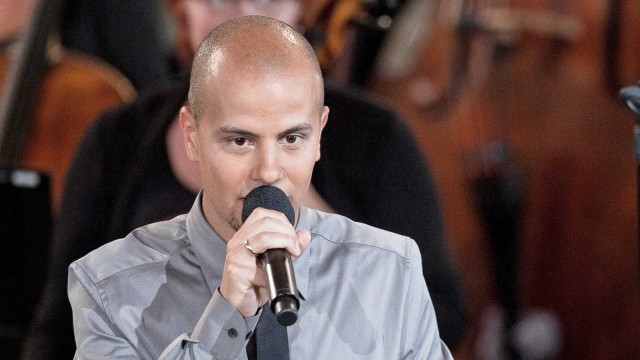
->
[251,144,282,185]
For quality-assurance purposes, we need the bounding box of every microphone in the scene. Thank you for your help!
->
[242,185,300,326]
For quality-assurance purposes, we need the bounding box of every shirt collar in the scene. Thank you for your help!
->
[186,191,227,295]
[294,207,312,300]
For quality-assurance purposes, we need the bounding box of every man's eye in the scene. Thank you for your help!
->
[233,138,248,146]
[284,135,300,144]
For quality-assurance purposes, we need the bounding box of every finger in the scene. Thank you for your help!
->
[245,231,300,256]
[229,214,296,249]
[220,255,265,315]
[220,260,256,298]
[242,237,260,257]
[226,234,262,262]
[255,286,270,308]
[252,266,267,289]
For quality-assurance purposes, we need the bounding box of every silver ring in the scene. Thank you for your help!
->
[244,238,258,256]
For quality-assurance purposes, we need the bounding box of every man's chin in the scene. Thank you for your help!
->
[230,217,242,232]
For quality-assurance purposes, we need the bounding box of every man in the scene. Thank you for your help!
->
[60,0,174,91]
[22,1,465,358]
[68,15,453,359]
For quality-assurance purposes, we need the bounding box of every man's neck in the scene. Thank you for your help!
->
[199,193,237,243]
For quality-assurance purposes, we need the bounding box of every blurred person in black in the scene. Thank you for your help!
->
[60,0,175,91]
[21,1,466,358]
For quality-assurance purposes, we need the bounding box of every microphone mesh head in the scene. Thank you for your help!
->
[241,186,295,225]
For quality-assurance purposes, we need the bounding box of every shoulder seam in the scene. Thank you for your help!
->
[89,235,190,283]
[310,231,412,260]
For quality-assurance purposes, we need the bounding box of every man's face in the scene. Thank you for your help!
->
[183,0,302,51]
[182,66,328,241]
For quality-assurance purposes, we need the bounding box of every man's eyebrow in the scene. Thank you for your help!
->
[217,123,313,138]
[277,123,313,138]
[217,126,259,138]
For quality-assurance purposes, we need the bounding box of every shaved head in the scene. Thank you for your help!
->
[188,15,324,122]
[179,15,330,243]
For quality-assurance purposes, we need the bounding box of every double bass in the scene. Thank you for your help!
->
[312,0,640,358]
[365,0,639,359]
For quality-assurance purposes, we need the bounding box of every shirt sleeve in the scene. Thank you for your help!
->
[403,240,454,360]
[69,263,258,359]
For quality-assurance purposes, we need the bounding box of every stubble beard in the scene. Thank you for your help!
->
[230,215,242,232]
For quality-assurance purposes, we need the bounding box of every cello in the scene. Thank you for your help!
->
[0,0,134,357]
[0,0,135,208]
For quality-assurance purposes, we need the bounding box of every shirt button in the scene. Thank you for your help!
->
[227,328,238,338]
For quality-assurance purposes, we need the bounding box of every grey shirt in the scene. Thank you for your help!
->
[69,193,453,359]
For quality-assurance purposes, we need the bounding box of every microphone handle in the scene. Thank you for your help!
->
[262,249,299,326]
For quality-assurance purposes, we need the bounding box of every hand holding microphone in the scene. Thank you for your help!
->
[242,185,304,326]
[219,185,308,325]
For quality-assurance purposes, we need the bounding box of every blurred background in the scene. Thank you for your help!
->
[311,1,640,358]
[1,0,639,359]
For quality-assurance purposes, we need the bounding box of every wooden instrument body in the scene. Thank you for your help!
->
[357,0,640,358]
[0,49,134,208]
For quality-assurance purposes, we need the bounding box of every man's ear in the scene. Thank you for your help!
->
[180,106,199,161]
[316,106,329,161]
